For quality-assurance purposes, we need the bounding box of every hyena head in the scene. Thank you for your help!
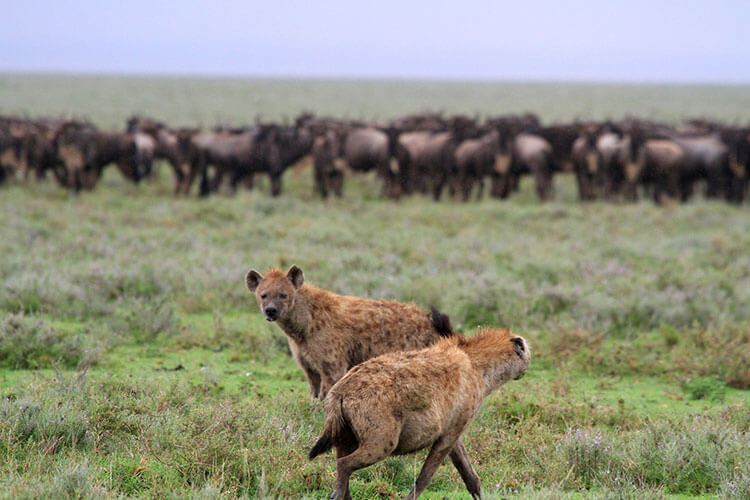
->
[245,265,304,322]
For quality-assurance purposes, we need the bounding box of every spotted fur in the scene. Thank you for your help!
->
[309,327,530,499]
[245,265,453,399]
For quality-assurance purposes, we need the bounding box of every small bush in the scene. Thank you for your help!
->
[671,324,750,389]
[0,313,93,369]
[1,461,104,500]
[683,375,727,401]
[555,420,748,495]
[109,297,177,343]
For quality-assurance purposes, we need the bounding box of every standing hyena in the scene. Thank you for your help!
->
[309,327,531,500]
[245,265,453,399]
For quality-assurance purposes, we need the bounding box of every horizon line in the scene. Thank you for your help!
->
[2,69,749,87]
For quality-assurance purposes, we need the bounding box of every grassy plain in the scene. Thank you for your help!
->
[2,73,750,128]
[0,74,749,499]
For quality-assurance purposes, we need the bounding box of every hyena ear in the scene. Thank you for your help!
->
[511,337,526,357]
[286,265,304,289]
[245,269,263,292]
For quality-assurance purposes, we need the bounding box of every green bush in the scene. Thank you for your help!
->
[0,313,94,369]
[683,376,727,401]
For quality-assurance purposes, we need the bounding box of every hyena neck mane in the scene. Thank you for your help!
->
[456,329,526,397]
[276,285,317,343]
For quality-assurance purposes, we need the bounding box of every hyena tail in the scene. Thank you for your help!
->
[308,425,334,460]
[309,397,356,460]
[430,306,454,337]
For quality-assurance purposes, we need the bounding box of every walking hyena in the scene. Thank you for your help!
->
[245,265,453,399]
[309,327,530,500]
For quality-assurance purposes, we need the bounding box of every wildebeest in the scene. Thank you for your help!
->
[571,132,599,201]
[719,126,749,203]
[244,265,454,399]
[625,139,685,203]
[502,133,559,200]
[395,115,478,200]
[342,127,400,198]
[595,127,635,199]
[309,327,531,500]
[312,128,346,198]
[672,134,732,200]
[127,116,203,195]
[196,123,312,197]
[53,121,144,192]
[453,128,511,201]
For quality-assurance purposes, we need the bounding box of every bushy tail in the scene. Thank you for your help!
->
[430,307,454,337]
[308,427,334,460]
[309,396,351,460]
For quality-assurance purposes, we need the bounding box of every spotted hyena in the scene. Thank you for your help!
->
[245,265,452,399]
[309,327,530,500]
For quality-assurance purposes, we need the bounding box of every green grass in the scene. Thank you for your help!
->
[2,73,750,127]
[0,168,748,499]
[0,75,749,498]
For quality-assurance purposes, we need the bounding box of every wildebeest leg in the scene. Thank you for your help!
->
[270,172,282,197]
[313,163,327,198]
[240,172,254,191]
[332,171,344,197]
[228,169,241,194]
[534,170,550,201]
[184,164,202,195]
[489,174,503,198]
[575,168,590,201]
[405,435,459,500]
[476,177,485,200]
[170,162,185,195]
[432,173,445,201]
[449,439,481,500]
[459,171,473,202]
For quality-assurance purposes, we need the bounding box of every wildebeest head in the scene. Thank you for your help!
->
[245,265,304,322]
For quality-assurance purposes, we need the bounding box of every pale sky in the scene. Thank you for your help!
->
[2,1,749,82]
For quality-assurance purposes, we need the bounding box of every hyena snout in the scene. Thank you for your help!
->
[264,305,279,321]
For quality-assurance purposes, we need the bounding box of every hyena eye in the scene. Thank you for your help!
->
[279,293,287,299]
[260,293,267,299]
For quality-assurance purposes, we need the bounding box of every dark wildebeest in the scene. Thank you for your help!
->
[625,120,735,203]
[396,130,455,199]
[0,121,13,184]
[299,115,347,198]
[312,127,346,199]
[501,132,559,200]
[625,139,685,203]
[568,122,608,201]
[595,127,636,200]
[719,126,749,203]
[453,128,512,201]
[193,127,257,193]
[395,115,478,200]
[0,118,22,183]
[672,134,732,201]
[54,121,143,192]
[342,126,400,198]
[196,123,312,197]
[54,121,102,191]
[127,116,202,195]
[571,132,599,201]
[24,119,66,182]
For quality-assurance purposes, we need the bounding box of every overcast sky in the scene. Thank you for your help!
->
[2,1,748,82]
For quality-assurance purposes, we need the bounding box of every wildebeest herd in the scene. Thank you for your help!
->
[1,112,747,204]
